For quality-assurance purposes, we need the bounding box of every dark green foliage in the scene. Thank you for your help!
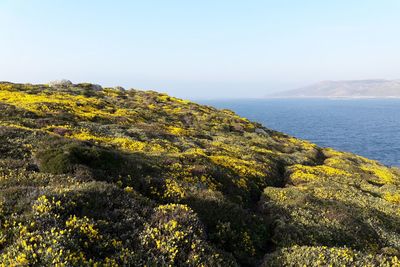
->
[35,142,164,192]
[185,195,270,265]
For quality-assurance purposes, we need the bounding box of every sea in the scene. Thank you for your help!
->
[201,99,400,167]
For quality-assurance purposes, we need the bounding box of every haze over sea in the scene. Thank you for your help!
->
[202,99,400,167]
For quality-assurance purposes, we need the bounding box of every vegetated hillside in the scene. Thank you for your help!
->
[0,81,399,266]
[272,79,400,98]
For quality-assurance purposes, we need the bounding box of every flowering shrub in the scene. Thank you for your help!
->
[263,245,400,267]
[288,164,352,184]
[0,82,399,266]
[140,204,233,266]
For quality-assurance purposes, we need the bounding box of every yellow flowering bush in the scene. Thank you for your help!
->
[65,215,100,241]
[140,204,231,266]
[361,164,397,184]
[32,195,62,215]
[263,245,400,267]
[1,81,400,266]
[0,88,135,121]
[288,164,352,184]
[384,193,400,204]
[209,155,266,178]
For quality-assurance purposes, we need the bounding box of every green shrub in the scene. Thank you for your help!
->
[35,142,124,175]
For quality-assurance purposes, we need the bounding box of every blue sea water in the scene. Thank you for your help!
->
[201,99,400,167]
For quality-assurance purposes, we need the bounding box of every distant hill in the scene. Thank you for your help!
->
[272,79,400,98]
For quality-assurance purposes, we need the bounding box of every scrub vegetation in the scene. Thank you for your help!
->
[0,81,399,266]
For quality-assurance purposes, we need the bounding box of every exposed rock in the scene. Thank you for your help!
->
[113,86,125,91]
[255,128,268,135]
[48,79,73,87]
[92,84,103,91]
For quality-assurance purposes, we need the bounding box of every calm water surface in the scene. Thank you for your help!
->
[201,99,400,167]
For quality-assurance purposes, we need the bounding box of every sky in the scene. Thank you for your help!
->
[1,1,400,99]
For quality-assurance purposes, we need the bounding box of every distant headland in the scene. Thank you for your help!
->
[271,79,400,98]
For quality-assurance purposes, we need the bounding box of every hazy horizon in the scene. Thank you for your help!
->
[1,1,400,99]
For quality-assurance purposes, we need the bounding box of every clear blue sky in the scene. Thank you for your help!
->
[1,1,400,99]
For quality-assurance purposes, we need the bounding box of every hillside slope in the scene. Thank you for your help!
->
[272,79,400,98]
[0,81,399,266]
